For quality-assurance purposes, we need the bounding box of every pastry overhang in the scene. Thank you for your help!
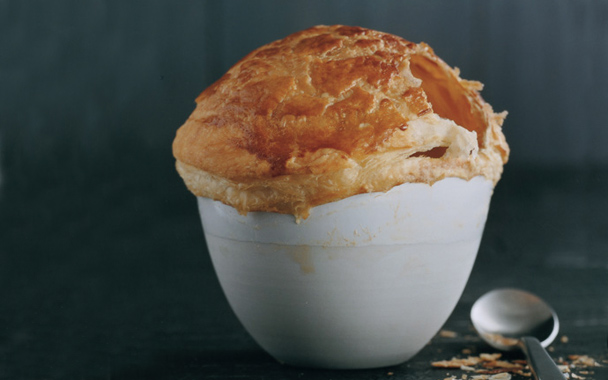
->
[172,25,509,219]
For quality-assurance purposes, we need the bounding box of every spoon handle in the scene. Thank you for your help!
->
[519,336,564,380]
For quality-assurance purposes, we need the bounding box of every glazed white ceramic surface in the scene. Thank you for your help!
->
[198,176,494,369]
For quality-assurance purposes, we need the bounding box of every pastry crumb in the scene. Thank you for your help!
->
[568,355,602,368]
[440,330,459,338]
[432,351,602,379]
[470,373,512,380]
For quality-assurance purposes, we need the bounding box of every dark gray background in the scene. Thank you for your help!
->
[2,0,608,192]
[2,2,608,379]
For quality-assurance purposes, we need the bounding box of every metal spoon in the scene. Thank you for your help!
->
[471,288,563,379]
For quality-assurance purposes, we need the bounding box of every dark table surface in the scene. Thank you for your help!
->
[2,163,608,379]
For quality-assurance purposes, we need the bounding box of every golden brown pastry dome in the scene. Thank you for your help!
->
[173,25,509,219]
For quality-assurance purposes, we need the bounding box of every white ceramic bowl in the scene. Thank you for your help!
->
[198,176,494,369]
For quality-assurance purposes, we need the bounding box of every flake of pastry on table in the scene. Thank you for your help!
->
[429,330,605,379]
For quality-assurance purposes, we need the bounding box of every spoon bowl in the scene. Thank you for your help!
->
[471,288,559,350]
[471,288,563,379]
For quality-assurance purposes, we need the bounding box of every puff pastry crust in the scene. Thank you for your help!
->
[173,25,509,219]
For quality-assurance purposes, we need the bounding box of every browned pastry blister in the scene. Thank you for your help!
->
[173,25,509,219]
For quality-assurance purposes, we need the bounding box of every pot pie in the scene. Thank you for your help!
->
[173,25,509,219]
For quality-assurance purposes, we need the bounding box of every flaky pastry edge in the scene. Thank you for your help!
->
[176,107,506,220]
